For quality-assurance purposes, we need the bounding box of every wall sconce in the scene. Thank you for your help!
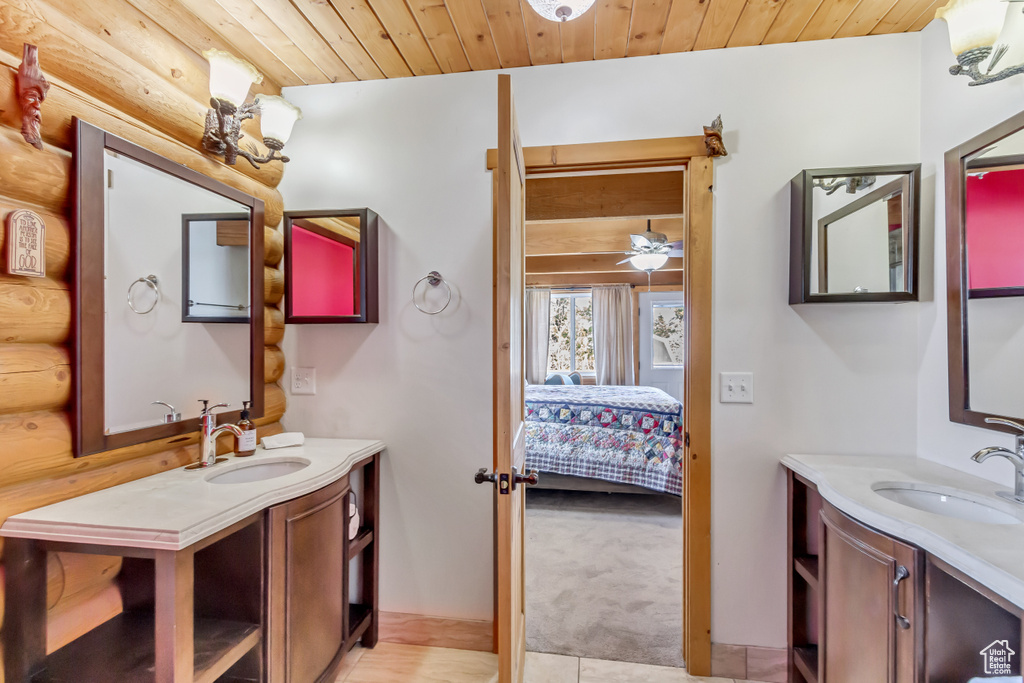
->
[938,0,1024,85]
[525,0,595,22]
[201,49,302,169]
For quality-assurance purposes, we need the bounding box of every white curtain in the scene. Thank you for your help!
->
[525,289,551,385]
[593,285,635,386]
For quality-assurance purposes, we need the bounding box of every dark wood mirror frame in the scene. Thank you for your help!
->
[73,119,265,457]
[790,164,921,304]
[283,209,379,324]
[181,212,251,324]
[945,109,1024,434]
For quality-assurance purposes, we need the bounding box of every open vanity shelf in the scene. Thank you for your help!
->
[788,472,821,683]
[3,444,383,683]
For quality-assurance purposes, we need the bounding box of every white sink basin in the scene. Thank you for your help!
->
[206,457,311,485]
[872,482,1024,525]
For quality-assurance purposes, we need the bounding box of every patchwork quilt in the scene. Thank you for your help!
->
[524,385,684,496]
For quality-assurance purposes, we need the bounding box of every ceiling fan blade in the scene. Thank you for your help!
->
[667,240,683,249]
[616,257,634,265]
[667,249,684,258]
[630,234,652,249]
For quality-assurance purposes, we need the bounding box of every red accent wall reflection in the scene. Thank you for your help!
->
[292,227,355,316]
[966,167,1024,291]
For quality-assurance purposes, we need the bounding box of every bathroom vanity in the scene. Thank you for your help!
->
[785,454,1024,683]
[1,438,383,683]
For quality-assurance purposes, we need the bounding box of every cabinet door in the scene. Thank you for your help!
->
[268,476,349,683]
[821,502,921,683]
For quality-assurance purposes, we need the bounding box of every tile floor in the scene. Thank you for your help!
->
[334,642,774,683]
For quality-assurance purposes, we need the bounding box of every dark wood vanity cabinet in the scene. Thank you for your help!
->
[266,453,379,683]
[819,502,922,683]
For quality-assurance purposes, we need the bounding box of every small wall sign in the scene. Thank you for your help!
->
[5,209,46,278]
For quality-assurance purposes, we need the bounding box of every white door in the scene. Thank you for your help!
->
[638,290,685,402]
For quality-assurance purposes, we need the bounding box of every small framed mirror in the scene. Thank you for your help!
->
[790,164,921,303]
[284,209,379,324]
[946,110,1024,432]
[181,213,251,323]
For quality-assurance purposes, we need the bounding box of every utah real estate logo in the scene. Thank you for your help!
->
[980,640,1016,676]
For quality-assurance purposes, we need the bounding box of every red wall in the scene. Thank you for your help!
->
[966,167,1024,290]
[292,227,356,316]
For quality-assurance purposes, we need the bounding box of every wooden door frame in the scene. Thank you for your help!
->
[487,135,719,675]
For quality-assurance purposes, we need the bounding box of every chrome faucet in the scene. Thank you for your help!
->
[188,400,243,469]
[972,417,1024,503]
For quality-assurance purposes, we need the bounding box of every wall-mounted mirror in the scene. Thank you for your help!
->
[75,119,265,457]
[790,164,921,303]
[182,213,251,323]
[284,209,378,324]
[946,110,1024,432]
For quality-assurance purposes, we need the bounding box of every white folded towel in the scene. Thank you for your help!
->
[261,432,305,449]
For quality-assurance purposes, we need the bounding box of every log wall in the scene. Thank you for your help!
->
[0,0,289,665]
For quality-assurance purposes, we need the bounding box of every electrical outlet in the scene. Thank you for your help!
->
[291,367,316,395]
[720,372,753,403]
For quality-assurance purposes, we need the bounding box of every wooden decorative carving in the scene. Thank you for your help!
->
[17,44,50,151]
[703,115,727,158]
[6,209,46,277]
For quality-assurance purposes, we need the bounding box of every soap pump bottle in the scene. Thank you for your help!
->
[236,400,257,456]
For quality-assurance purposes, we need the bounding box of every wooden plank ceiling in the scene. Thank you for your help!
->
[138,0,939,88]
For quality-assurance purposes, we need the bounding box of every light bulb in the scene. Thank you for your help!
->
[255,95,303,145]
[204,49,262,108]
[628,253,669,272]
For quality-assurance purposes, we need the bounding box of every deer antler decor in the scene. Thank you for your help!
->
[16,44,49,151]
[703,115,727,158]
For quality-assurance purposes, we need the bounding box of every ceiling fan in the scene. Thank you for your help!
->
[617,221,683,289]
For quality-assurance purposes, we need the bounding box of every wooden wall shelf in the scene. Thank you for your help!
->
[793,556,819,591]
[792,645,818,683]
[349,528,373,558]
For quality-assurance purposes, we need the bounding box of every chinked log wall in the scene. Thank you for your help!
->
[0,0,290,672]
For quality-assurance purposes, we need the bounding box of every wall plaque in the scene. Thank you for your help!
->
[5,209,45,278]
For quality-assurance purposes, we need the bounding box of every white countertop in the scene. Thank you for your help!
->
[0,438,384,551]
[783,454,1024,609]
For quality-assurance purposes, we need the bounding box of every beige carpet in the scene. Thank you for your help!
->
[524,489,684,668]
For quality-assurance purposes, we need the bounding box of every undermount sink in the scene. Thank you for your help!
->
[205,457,311,485]
[872,482,1024,525]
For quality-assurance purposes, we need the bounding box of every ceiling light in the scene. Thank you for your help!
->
[628,253,669,272]
[525,0,596,22]
[937,0,1024,85]
[201,50,300,168]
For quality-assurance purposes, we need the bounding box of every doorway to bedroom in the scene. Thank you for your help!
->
[522,167,689,669]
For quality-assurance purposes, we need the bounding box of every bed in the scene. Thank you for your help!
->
[524,384,684,496]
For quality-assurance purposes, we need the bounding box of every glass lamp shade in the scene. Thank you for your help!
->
[255,95,303,145]
[936,0,1006,55]
[628,253,669,272]
[203,49,262,107]
[525,0,596,22]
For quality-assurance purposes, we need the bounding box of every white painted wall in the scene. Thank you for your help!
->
[916,22,1024,481]
[280,32,924,648]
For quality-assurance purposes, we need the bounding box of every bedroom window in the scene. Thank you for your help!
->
[652,302,684,368]
[549,293,594,374]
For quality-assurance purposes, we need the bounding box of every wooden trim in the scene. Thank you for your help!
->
[526,270,683,287]
[283,209,379,324]
[683,155,714,675]
[486,136,707,172]
[525,171,686,222]
[378,612,493,652]
[74,119,266,457]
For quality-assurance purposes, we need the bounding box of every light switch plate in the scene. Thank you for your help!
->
[720,372,753,403]
[291,367,316,395]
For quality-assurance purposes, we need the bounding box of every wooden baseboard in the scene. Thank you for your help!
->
[378,611,494,653]
[711,643,787,682]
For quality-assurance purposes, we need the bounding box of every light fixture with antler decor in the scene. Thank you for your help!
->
[201,50,302,169]
[937,0,1024,85]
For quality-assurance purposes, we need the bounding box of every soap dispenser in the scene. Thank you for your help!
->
[236,400,257,456]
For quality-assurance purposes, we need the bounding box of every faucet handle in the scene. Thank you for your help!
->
[152,401,181,424]
[985,417,1024,434]
[198,400,230,417]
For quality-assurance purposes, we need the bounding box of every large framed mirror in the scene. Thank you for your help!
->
[283,209,379,324]
[946,110,1024,433]
[790,164,921,303]
[74,119,265,457]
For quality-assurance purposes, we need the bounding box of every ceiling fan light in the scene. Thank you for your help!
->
[936,0,1006,55]
[525,0,596,22]
[628,253,669,272]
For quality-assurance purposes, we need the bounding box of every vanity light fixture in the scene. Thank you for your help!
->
[937,0,1024,85]
[525,0,596,22]
[201,49,302,169]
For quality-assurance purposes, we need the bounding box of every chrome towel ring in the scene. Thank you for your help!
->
[128,274,160,314]
[413,271,451,315]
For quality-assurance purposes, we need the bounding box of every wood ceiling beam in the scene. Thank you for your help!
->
[526,172,685,222]
[486,136,706,171]
[527,271,684,287]
[527,253,683,274]
[526,218,684,256]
